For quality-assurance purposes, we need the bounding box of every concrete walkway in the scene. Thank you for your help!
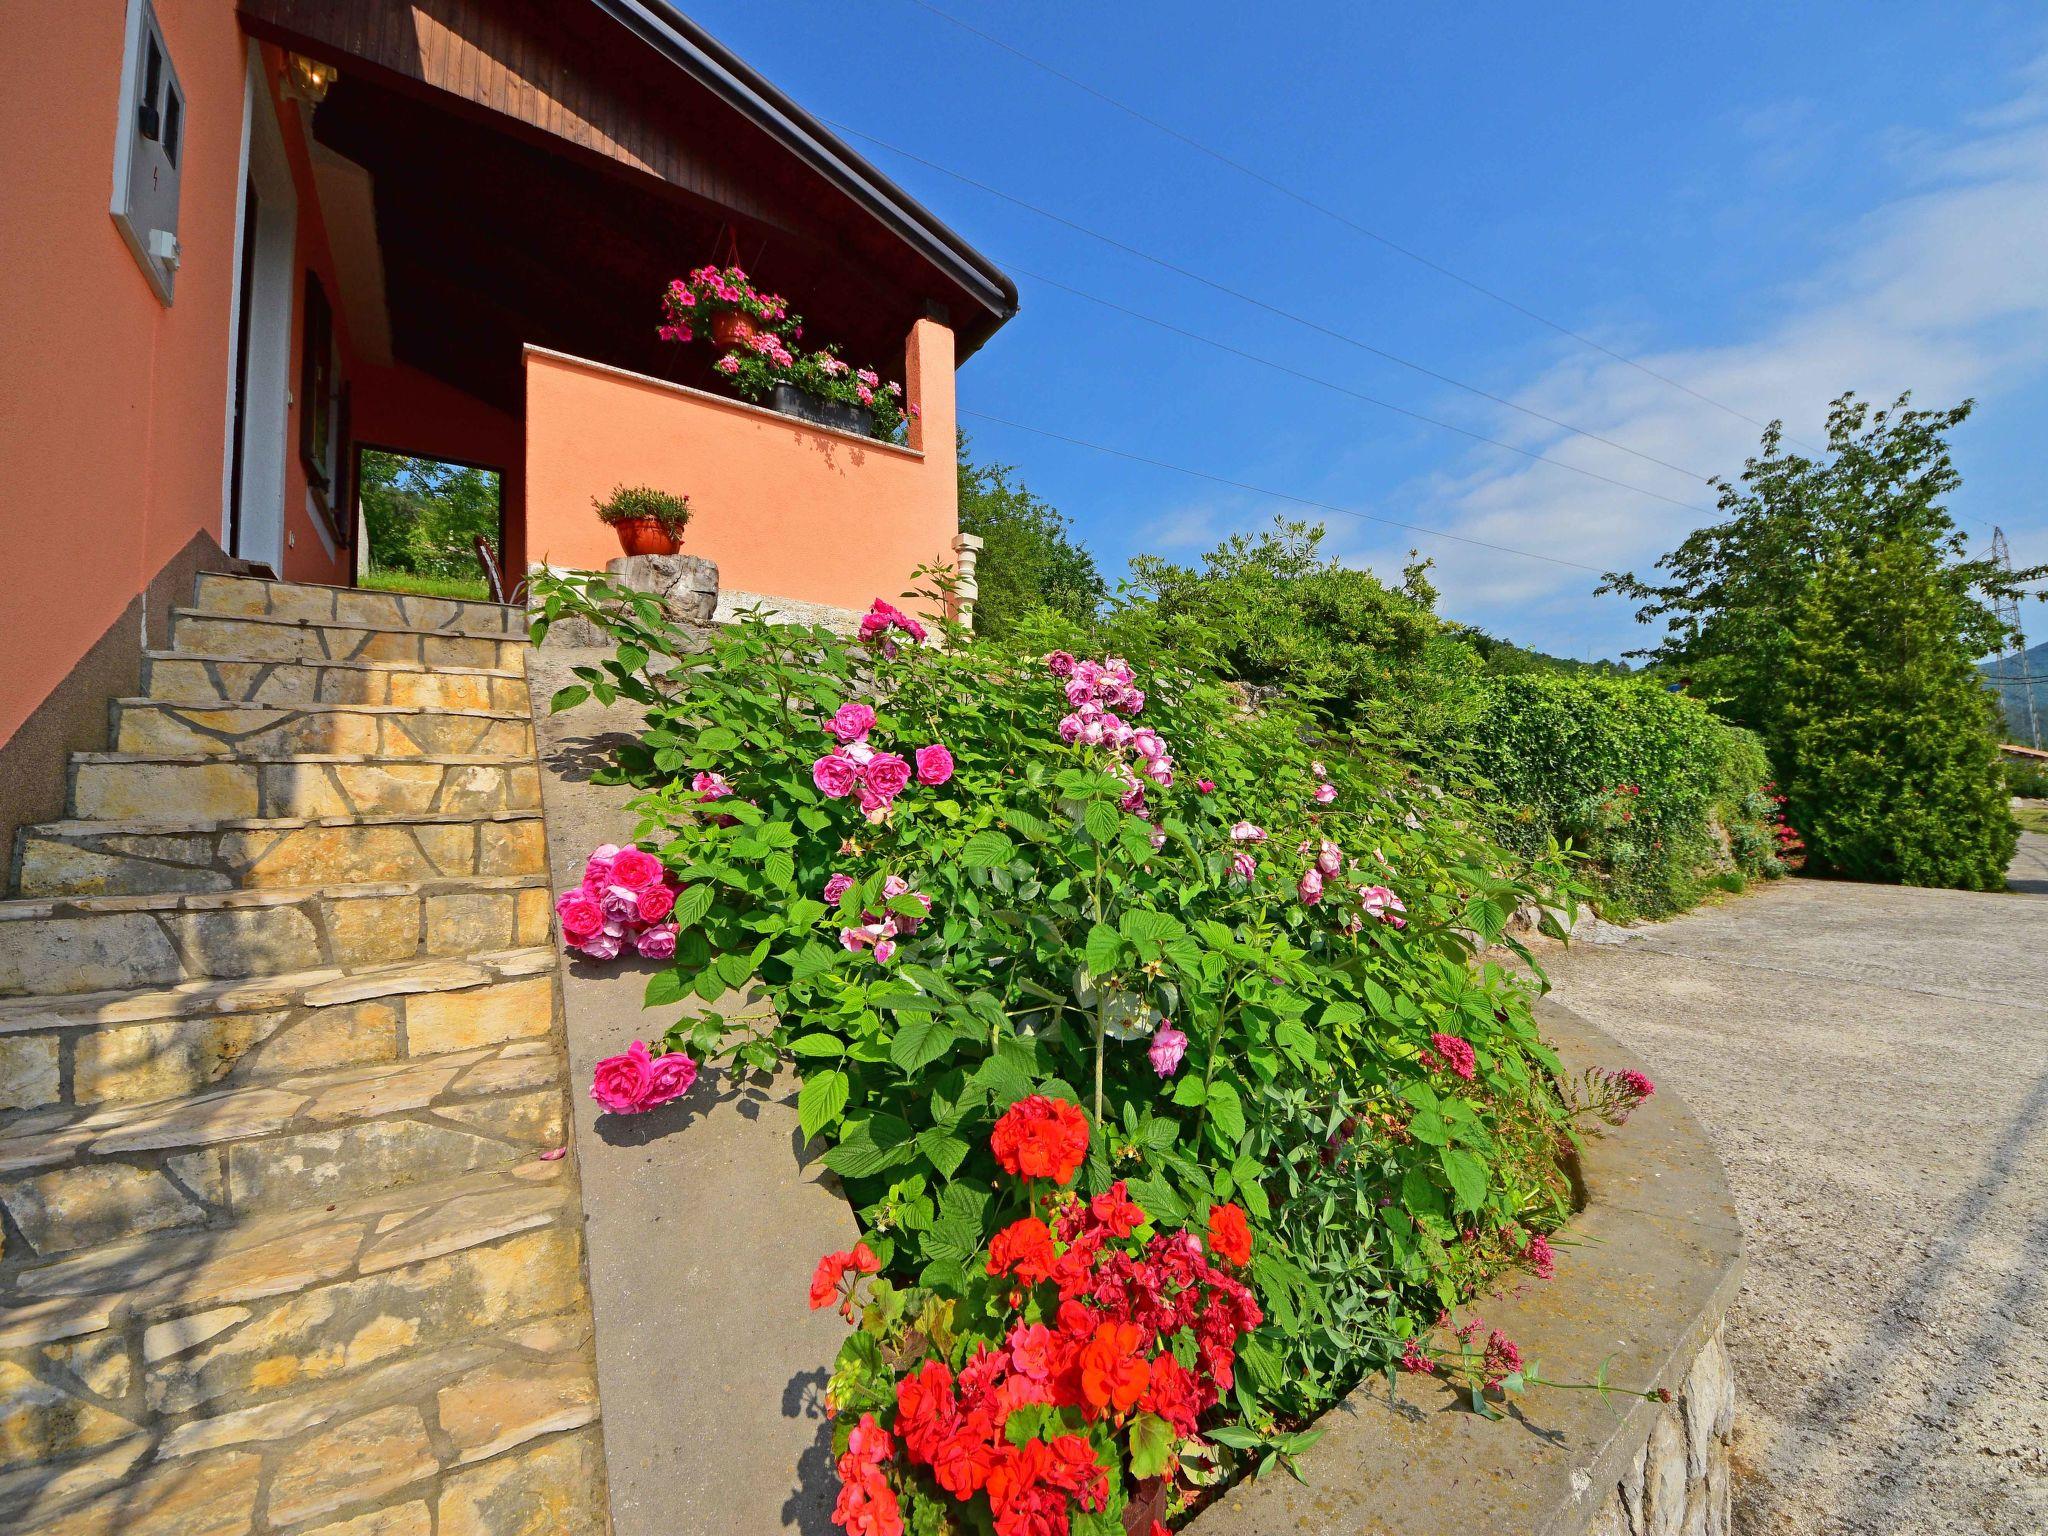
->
[1534,833,2048,1536]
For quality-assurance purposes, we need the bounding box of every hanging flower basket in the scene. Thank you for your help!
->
[710,312,764,351]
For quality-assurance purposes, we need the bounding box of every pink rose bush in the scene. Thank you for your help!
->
[556,843,683,962]
[828,871,933,965]
[811,695,951,825]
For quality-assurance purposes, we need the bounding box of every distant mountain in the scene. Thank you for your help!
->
[1979,640,2048,744]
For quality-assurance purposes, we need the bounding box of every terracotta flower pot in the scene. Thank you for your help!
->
[613,518,681,557]
[709,312,760,351]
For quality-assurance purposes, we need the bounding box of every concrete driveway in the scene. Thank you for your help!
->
[1533,833,2048,1536]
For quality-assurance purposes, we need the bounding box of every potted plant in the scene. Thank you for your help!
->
[704,331,912,443]
[657,264,791,351]
[594,484,692,557]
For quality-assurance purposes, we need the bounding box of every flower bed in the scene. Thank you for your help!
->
[532,573,1660,1531]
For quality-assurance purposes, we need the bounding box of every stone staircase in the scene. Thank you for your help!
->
[0,574,605,1536]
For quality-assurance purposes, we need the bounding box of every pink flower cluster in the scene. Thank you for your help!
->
[858,600,927,655]
[590,1039,697,1115]
[1360,884,1407,928]
[746,328,795,368]
[824,871,933,964]
[1419,1031,1478,1081]
[1047,654,1171,834]
[811,701,953,823]
[555,844,682,961]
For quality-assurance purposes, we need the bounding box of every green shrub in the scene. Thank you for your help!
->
[1469,675,1785,919]
[2005,754,2048,800]
[532,572,1612,1439]
[1781,538,2017,889]
[593,484,692,534]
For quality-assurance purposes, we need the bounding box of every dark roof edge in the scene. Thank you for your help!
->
[588,0,1019,351]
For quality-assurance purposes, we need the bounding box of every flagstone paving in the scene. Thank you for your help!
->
[0,573,604,1536]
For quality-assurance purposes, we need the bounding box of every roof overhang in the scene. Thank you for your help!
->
[586,0,1019,357]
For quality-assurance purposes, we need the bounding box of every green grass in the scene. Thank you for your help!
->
[361,568,493,603]
[2015,805,2048,836]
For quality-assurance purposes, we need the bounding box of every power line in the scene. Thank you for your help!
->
[998,260,1721,517]
[899,0,1802,448]
[958,407,1610,575]
[821,117,1717,484]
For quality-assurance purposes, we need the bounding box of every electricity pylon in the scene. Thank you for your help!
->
[1989,526,2041,749]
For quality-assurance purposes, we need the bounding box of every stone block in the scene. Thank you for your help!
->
[406,977,554,1054]
[480,819,547,876]
[0,1037,61,1111]
[605,553,719,626]
[1642,1403,1689,1536]
[435,1354,598,1464]
[267,1404,439,1526]
[73,761,261,822]
[424,893,516,957]
[0,1359,138,1471]
[74,1012,286,1104]
[42,1334,134,1400]
[359,1179,567,1274]
[0,910,187,995]
[225,1119,514,1211]
[163,904,325,981]
[299,1502,432,1536]
[1682,1332,1732,1481]
[256,1000,401,1076]
[329,896,422,967]
[143,1306,251,1364]
[420,634,505,670]
[436,1427,604,1536]
[436,1089,563,1148]
[1,1163,207,1254]
[33,1446,261,1536]
[389,670,489,710]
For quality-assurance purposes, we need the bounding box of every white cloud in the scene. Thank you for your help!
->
[1399,53,2048,656]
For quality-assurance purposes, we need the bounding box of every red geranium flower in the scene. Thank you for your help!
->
[987,1217,1059,1285]
[1089,1180,1147,1238]
[1207,1204,1253,1267]
[808,1242,880,1309]
[930,1412,1001,1499]
[989,1095,1091,1185]
[895,1358,958,1465]
[1078,1320,1150,1419]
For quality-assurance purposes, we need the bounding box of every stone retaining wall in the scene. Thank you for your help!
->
[1190,996,1744,1535]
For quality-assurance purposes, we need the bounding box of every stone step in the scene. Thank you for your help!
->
[0,947,557,1112]
[0,875,553,997]
[110,698,536,759]
[0,1161,601,1536]
[193,570,527,635]
[69,752,542,821]
[0,1036,565,1248]
[170,609,527,672]
[143,650,530,711]
[15,810,548,898]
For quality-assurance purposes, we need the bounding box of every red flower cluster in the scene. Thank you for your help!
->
[990,1095,1091,1186]
[810,1243,881,1318]
[1418,1031,1478,1081]
[1206,1203,1253,1267]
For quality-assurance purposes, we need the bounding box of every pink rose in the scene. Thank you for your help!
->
[872,937,897,964]
[813,753,859,798]
[579,931,623,960]
[882,874,911,900]
[1317,840,1343,877]
[647,1044,696,1099]
[1150,1024,1189,1077]
[591,1040,654,1113]
[1298,869,1325,905]
[582,844,620,891]
[636,922,680,960]
[1230,822,1267,843]
[600,884,640,926]
[1058,714,1084,744]
[635,884,677,924]
[611,847,665,890]
[1197,779,1216,794]
[556,889,604,944]
[692,771,732,800]
[1313,783,1338,804]
[1045,651,1076,677]
[1231,852,1257,882]
[1132,730,1165,760]
[862,752,913,802]
[915,744,954,786]
[829,703,877,743]
[823,873,856,904]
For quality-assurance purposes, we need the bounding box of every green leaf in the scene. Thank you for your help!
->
[1083,799,1119,843]
[672,884,714,929]
[1206,1081,1246,1142]
[924,1182,991,1265]
[1171,1076,1208,1107]
[959,829,1016,868]
[763,851,795,890]
[1126,1414,1174,1479]
[917,1126,970,1177]
[1205,1424,1265,1450]
[1439,1146,1489,1212]
[787,1033,846,1059]
[697,726,739,752]
[548,684,590,712]
[1084,923,1124,975]
[643,970,686,1008]
[797,1070,850,1141]
[889,1015,954,1073]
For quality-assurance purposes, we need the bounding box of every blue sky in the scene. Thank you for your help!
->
[690,1,2048,661]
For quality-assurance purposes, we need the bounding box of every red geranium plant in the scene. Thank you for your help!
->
[813,1097,1272,1535]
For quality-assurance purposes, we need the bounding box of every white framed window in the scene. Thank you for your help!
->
[112,0,185,304]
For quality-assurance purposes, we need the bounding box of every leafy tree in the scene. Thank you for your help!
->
[1115,519,1489,753]
[361,451,501,580]
[1780,537,2017,889]
[956,442,1105,637]
[1600,392,2042,752]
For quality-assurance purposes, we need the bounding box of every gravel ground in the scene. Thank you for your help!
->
[1533,832,2048,1536]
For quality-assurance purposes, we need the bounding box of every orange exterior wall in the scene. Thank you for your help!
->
[353,361,527,575]
[522,320,959,615]
[0,6,349,747]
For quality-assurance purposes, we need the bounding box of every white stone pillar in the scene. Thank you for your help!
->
[952,532,983,633]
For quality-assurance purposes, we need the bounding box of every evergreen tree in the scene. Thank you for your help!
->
[1781,537,2017,889]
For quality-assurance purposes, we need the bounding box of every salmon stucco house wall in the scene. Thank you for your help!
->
[0,0,1017,855]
